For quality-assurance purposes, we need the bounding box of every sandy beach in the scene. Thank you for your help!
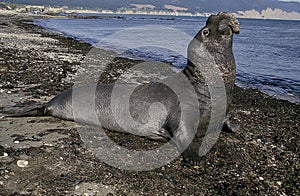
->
[0,11,299,195]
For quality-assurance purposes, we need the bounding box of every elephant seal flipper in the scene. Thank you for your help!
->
[4,105,47,117]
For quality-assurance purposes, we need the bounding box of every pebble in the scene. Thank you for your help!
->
[240,110,251,115]
[259,176,264,181]
[1,152,8,158]
[17,160,29,168]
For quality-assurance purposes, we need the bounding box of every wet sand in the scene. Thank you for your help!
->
[0,12,299,195]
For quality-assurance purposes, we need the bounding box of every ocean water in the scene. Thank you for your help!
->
[35,14,300,102]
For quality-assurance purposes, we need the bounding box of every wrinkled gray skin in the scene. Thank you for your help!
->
[44,12,240,165]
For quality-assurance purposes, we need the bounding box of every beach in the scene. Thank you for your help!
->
[0,11,299,195]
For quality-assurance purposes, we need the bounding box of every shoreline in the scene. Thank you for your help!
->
[0,13,299,195]
[2,6,300,21]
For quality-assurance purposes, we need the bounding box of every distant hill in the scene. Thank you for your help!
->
[1,0,300,13]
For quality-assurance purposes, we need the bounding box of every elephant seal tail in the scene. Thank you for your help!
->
[4,105,50,117]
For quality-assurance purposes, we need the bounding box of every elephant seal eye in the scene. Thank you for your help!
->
[202,29,210,37]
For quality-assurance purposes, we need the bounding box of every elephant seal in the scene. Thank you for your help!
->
[10,12,240,165]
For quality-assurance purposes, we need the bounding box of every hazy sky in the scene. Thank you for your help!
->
[279,0,300,2]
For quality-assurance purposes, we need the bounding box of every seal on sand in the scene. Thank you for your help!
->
[10,12,240,165]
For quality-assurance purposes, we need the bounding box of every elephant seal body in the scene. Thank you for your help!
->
[46,82,181,139]
[41,13,240,165]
